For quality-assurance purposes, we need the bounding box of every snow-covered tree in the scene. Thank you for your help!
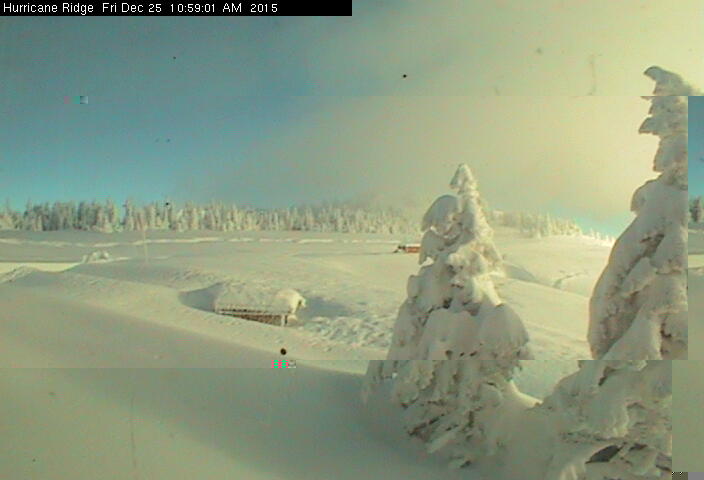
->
[534,359,672,480]
[362,67,693,480]
[588,66,697,361]
[123,199,136,231]
[0,199,15,230]
[106,199,120,231]
[690,196,703,223]
[363,164,532,467]
[145,203,157,230]
[3,194,585,236]
[497,210,582,238]
[535,66,698,480]
[94,203,112,232]
[380,164,515,360]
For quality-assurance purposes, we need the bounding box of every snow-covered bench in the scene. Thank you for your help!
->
[215,289,306,327]
[214,307,292,326]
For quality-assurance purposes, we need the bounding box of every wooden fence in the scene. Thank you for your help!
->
[215,306,291,326]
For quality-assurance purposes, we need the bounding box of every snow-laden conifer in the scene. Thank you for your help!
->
[588,66,698,361]
[363,164,532,467]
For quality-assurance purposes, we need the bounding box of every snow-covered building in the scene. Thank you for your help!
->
[394,243,421,254]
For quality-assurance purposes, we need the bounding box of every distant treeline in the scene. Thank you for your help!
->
[690,196,703,223]
[0,199,593,238]
[0,200,417,234]
[488,210,586,239]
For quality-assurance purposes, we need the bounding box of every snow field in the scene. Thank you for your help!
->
[0,228,606,365]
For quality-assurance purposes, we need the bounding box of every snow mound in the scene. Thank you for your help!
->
[271,289,306,315]
[81,250,113,263]
[183,281,265,313]
[179,283,228,311]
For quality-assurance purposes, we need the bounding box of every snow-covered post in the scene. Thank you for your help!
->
[363,164,533,467]
[589,66,698,361]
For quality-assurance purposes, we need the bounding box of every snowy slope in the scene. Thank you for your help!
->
[688,229,703,359]
[689,229,704,267]
[0,229,606,365]
[0,228,625,479]
[689,269,703,360]
[0,366,483,480]
[498,229,612,296]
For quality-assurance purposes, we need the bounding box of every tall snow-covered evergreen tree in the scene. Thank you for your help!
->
[94,203,112,232]
[106,199,120,231]
[534,66,699,480]
[362,164,532,467]
[588,66,697,361]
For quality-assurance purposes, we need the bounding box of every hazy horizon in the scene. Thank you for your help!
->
[2,2,702,236]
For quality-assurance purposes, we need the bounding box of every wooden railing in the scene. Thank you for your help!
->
[215,306,290,326]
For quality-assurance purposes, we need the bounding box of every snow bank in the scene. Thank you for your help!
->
[270,288,306,314]
[81,250,113,263]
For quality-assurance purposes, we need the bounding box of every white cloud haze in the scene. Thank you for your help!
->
[196,0,701,230]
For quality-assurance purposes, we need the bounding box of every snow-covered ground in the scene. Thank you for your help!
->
[689,229,703,360]
[0,366,484,480]
[0,261,79,275]
[0,227,611,479]
[689,227,704,267]
[673,360,704,472]
[0,228,608,367]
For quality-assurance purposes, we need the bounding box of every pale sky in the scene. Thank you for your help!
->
[1,1,702,234]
